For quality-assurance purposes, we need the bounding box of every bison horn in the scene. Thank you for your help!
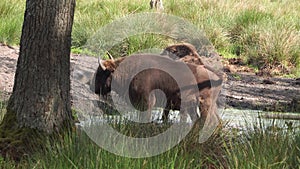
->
[98,57,107,70]
[106,51,114,61]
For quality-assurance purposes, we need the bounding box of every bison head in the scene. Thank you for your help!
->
[94,58,114,98]
[93,56,125,99]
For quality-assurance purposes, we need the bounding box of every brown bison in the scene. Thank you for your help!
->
[93,52,222,123]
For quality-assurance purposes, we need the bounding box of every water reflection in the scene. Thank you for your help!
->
[221,109,300,132]
[77,107,300,133]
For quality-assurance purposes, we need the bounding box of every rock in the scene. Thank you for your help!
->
[228,58,244,65]
[70,54,105,120]
[223,64,236,73]
[262,79,276,84]
[296,78,300,85]
[290,97,300,112]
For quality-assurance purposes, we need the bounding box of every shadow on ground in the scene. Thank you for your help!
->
[223,72,300,113]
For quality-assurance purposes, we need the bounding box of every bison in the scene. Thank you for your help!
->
[93,52,222,123]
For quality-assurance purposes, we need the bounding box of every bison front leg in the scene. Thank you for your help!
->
[137,92,155,123]
[162,100,171,121]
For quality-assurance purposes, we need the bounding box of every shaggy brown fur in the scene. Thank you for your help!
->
[162,43,224,80]
[162,43,202,62]
[94,54,222,123]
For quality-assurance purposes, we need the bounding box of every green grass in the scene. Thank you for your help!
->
[0,98,299,168]
[0,0,24,45]
[22,129,226,169]
[0,115,299,168]
[0,97,7,123]
[226,124,300,169]
[0,0,299,75]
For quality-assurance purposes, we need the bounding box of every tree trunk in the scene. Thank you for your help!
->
[0,0,76,160]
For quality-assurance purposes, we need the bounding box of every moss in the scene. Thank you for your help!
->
[0,107,74,162]
[0,109,45,161]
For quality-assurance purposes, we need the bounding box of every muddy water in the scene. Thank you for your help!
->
[77,107,300,133]
[221,109,300,132]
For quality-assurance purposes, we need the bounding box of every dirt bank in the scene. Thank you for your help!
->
[0,43,299,115]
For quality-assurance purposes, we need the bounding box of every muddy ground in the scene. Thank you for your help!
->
[0,43,299,118]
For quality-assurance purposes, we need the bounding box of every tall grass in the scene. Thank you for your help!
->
[27,129,227,169]
[0,93,7,123]
[1,0,299,75]
[0,111,299,168]
[0,97,299,168]
[226,126,300,168]
[0,0,24,45]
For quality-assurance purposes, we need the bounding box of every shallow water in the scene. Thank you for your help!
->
[221,108,300,132]
[77,108,300,133]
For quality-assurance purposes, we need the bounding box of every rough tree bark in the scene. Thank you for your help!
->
[0,0,76,160]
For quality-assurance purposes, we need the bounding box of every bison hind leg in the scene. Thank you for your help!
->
[180,101,199,123]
